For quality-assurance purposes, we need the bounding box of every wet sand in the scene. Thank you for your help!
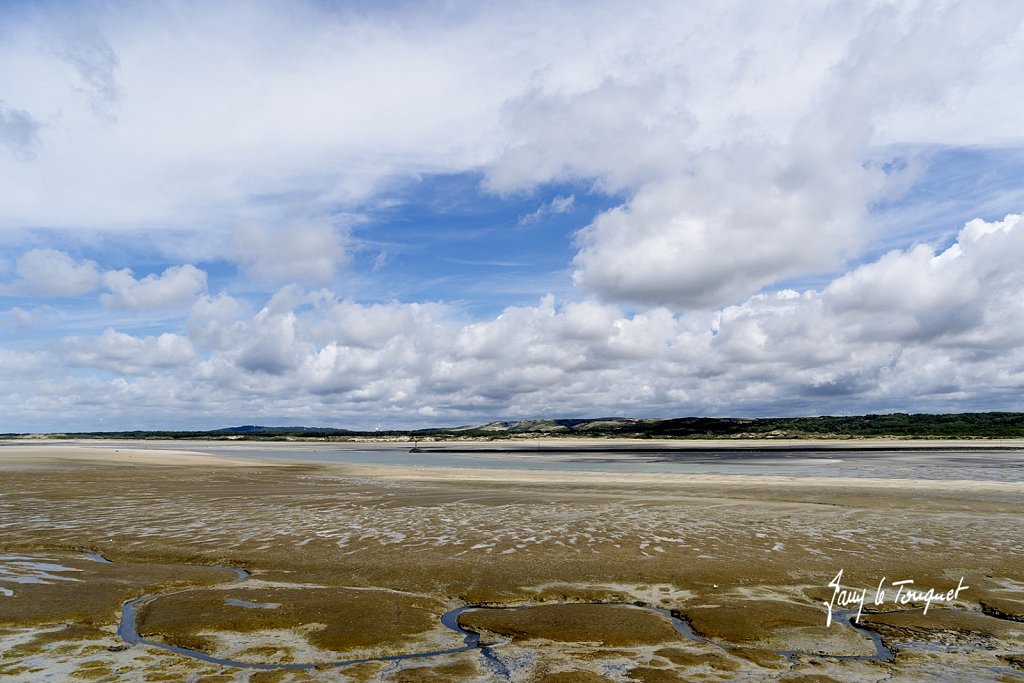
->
[1,442,1022,681]
[0,443,284,469]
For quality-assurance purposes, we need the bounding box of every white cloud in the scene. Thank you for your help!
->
[0,347,48,378]
[7,212,1012,428]
[570,138,884,307]
[0,101,42,161]
[231,223,347,285]
[59,24,122,121]
[187,292,250,351]
[58,329,196,375]
[5,248,103,297]
[0,3,1019,280]
[562,2,1024,308]
[234,309,308,376]
[489,75,695,194]
[100,264,207,310]
[3,305,58,332]
[823,213,1024,344]
[0,2,519,230]
[1,249,206,311]
[519,194,575,225]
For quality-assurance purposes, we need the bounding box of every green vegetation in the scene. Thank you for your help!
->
[4,412,1024,441]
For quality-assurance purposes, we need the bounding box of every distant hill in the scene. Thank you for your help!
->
[3,412,1024,440]
[464,413,1024,439]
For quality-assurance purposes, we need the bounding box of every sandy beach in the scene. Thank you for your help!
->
[1,441,1022,681]
[0,443,284,469]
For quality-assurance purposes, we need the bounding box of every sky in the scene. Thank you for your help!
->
[1,0,1024,431]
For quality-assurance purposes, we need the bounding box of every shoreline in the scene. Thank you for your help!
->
[2,442,1023,493]
[5,436,1024,450]
[334,462,1024,492]
[0,443,288,469]
[410,438,1024,452]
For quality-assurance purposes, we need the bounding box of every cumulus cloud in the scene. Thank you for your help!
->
[823,214,1024,344]
[0,348,48,378]
[100,264,207,310]
[58,329,196,375]
[223,213,1022,419]
[231,223,347,285]
[187,292,250,350]
[234,309,308,376]
[571,138,884,307]
[1,249,206,311]
[562,2,1024,308]
[4,248,103,297]
[6,212,1013,429]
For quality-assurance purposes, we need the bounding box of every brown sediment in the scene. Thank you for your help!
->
[331,660,391,682]
[677,598,880,657]
[385,660,480,682]
[457,603,681,646]
[999,653,1024,669]
[537,672,614,683]
[858,607,1024,642]
[620,667,686,682]
[654,646,741,670]
[981,596,1024,622]
[678,600,826,643]
[247,671,299,683]
[728,647,791,668]
[136,587,445,657]
[0,554,234,627]
[0,623,107,657]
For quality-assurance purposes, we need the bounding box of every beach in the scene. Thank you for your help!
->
[1,441,1022,681]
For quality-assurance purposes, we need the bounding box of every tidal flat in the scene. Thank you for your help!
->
[1,441,1022,682]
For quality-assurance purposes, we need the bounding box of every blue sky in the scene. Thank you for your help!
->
[1,1,1024,431]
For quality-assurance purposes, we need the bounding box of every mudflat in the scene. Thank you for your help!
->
[0,441,1022,681]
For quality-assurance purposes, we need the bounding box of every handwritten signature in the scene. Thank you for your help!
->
[824,569,968,626]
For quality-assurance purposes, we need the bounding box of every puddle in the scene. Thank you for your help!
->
[224,597,281,609]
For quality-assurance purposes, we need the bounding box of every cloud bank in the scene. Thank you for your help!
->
[3,214,1023,430]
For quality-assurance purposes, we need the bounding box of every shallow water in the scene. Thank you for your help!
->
[132,441,1024,482]
[0,555,83,587]
[223,597,281,609]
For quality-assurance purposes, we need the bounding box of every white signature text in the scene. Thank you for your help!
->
[824,569,968,626]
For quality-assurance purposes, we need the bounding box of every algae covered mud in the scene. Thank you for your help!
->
[1,442,1023,681]
[115,552,892,674]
